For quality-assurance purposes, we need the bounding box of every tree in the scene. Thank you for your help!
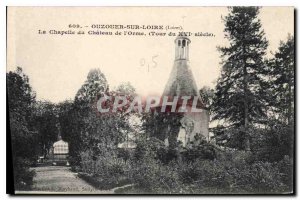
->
[68,69,137,165]
[74,69,109,156]
[33,101,59,157]
[7,67,37,189]
[57,100,85,165]
[60,69,108,164]
[247,35,295,163]
[199,86,214,110]
[266,35,294,125]
[212,7,268,150]
[75,68,108,103]
[115,82,140,144]
[116,82,136,96]
[84,82,137,153]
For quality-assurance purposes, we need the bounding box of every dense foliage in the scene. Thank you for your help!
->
[7,67,37,190]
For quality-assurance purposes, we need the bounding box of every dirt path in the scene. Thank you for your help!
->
[16,166,113,194]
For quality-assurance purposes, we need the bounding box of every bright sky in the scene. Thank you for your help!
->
[7,7,294,103]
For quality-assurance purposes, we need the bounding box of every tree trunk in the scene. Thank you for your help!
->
[243,47,250,151]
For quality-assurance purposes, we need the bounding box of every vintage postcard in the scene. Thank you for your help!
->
[7,7,294,194]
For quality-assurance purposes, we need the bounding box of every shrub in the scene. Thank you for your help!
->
[79,149,132,190]
[274,155,293,192]
[79,150,94,174]
[251,123,294,163]
[134,137,166,161]
[13,157,36,190]
[182,143,217,162]
[178,159,230,193]
[79,140,293,194]
[130,158,184,194]
[245,161,285,193]
[117,148,131,162]
[177,153,291,194]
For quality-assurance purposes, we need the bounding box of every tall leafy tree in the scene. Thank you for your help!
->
[75,68,108,103]
[212,7,268,150]
[65,69,109,163]
[249,35,295,163]
[7,67,37,189]
[84,82,137,152]
[266,35,294,125]
[67,69,137,164]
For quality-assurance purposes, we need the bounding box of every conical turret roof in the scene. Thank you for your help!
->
[162,37,205,108]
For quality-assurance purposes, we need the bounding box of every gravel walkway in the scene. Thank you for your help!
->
[16,166,113,194]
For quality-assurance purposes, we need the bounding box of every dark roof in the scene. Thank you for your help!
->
[162,59,205,108]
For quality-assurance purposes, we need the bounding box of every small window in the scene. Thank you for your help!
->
[178,40,181,46]
[182,40,186,47]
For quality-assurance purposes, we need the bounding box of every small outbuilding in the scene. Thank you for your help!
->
[52,136,69,166]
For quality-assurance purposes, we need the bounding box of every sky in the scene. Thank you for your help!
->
[7,7,294,103]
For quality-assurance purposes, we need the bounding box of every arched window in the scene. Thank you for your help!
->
[178,40,181,46]
[182,40,186,47]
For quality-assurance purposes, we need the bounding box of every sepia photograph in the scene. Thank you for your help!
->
[6,6,294,194]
